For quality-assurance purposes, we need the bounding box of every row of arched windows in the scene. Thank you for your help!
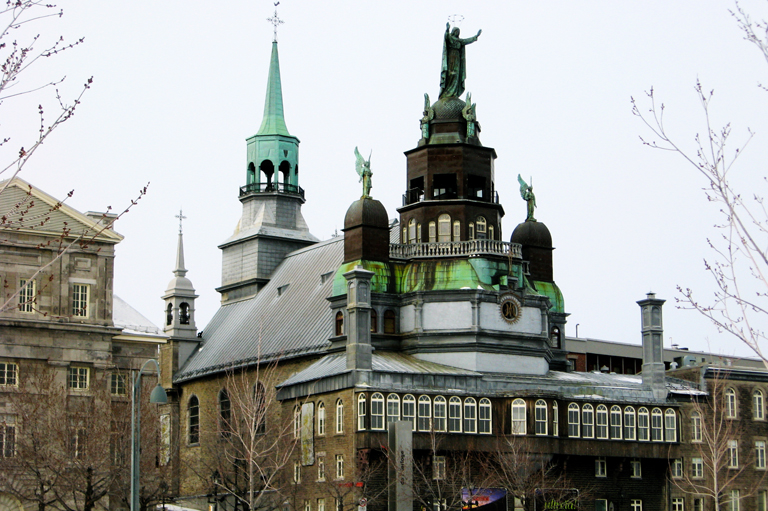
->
[356,393,493,434]
[508,399,678,442]
[402,215,495,244]
[724,387,766,420]
[334,309,397,337]
[311,399,345,436]
[186,384,267,445]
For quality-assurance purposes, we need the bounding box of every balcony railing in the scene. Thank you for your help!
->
[240,182,305,199]
[402,189,500,206]
[389,240,522,260]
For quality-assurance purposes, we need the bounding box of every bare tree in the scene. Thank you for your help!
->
[484,437,579,511]
[194,360,299,511]
[0,2,147,315]
[671,368,766,511]
[309,449,389,511]
[631,1,768,367]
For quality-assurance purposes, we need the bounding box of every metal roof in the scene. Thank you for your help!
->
[175,237,343,382]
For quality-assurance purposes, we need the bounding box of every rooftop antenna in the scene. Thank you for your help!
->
[175,208,187,235]
[267,2,284,43]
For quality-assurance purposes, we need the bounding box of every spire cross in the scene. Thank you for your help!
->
[175,209,187,234]
[267,2,284,43]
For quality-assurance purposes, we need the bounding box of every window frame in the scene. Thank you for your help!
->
[726,388,738,418]
[188,395,200,445]
[72,283,89,318]
[610,405,622,439]
[582,404,594,439]
[463,397,477,434]
[651,408,663,442]
[595,457,606,478]
[511,398,526,435]
[756,440,766,470]
[630,459,641,479]
[433,396,447,432]
[479,398,492,434]
[110,373,126,396]
[448,396,462,433]
[624,406,636,440]
[534,399,547,436]
[357,394,367,431]
[691,411,702,442]
[595,404,608,439]
[568,403,580,438]
[387,394,400,423]
[728,439,739,468]
[336,399,344,434]
[370,393,384,430]
[418,395,432,432]
[68,366,90,391]
[403,394,416,431]
[671,458,683,479]
[18,279,35,313]
[665,409,677,442]
[318,402,326,436]
[638,407,649,441]
[755,390,765,421]
[335,454,344,480]
[691,457,704,479]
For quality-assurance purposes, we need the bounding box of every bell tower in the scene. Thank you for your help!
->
[218,26,317,303]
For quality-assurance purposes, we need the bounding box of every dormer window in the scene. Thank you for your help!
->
[335,311,344,336]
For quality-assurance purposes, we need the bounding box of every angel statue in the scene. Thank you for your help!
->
[518,174,536,222]
[355,147,373,199]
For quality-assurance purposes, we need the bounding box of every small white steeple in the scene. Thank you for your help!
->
[162,210,198,339]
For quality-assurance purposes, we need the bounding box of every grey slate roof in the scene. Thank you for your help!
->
[174,237,343,382]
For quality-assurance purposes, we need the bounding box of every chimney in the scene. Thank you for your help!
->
[637,292,667,400]
[344,266,374,374]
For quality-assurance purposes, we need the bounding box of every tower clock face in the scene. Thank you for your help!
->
[499,295,522,324]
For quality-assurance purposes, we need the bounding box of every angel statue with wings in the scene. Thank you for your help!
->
[355,147,373,198]
[518,174,536,222]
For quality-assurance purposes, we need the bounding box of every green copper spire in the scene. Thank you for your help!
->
[256,41,291,137]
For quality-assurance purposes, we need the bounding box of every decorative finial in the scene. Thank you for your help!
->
[175,209,187,234]
[354,147,373,199]
[267,2,284,43]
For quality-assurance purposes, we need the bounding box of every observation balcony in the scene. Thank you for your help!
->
[389,239,521,260]
[402,188,500,206]
[240,182,305,200]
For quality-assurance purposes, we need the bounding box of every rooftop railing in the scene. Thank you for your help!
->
[239,182,305,199]
[389,239,521,260]
[402,189,500,206]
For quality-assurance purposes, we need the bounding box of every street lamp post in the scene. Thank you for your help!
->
[131,359,168,511]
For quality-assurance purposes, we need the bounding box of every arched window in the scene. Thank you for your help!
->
[387,394,400,422]
[568,403,580,438]
[434,396,447,432]
[464,398,477,433]
[691,411,702,442]
[550,326,561,348]
[582,404,594,439]
[247,162,256,185]
[726,388,738,418]
[317,402,326,436]
[437,214,451,242]
[416,223,422,243]
[479,398,492,434]
[511,398,526,435]
[453,220,461,241]
[179,302,190,325]
[259,160,275,188]
[610,405,622,439]
[418,396,431,431]
[535,400,547,436]
[428,221,436,243]
[254,382,266,434]
[357,394,367,431]
[624,406,636,440]
[335,311,344,336]
[476,216,487,239]
[293,405,301,438]
[279,160,290,184]
[403,395,416,430]
[469,222,475,240]
[595,405,608,439]
[188,395,199,444]
[488,225,494,240]
[651,408,663,441]
[448,397,462,432]
[408,219,416,244]
[336,399,344,434]
[552,402,559,436]
[402,226,407,244]
[219,389,231,437]
[754,390,765,420]
[665,409,677,442]
[371,393,384,430]
[166,303,173,326]
[638,408,649,441]
[383,310,396,334]
[370,309,378,333]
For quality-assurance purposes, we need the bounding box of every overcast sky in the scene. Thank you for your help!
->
[6,0,768,359]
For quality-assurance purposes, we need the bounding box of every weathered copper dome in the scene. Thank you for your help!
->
[511,220,554,282]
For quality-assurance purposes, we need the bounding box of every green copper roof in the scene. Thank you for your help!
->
[256,42,291,137]
[530,280,565,313]
[332,260,394,296]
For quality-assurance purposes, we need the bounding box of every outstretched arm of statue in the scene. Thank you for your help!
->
[461,30,482,44]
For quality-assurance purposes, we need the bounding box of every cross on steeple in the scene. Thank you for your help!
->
[267,2,284,43]
[175,209,187,235]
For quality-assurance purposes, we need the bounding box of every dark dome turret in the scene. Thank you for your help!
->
[511,220,554,282]
[343,198,389,264]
